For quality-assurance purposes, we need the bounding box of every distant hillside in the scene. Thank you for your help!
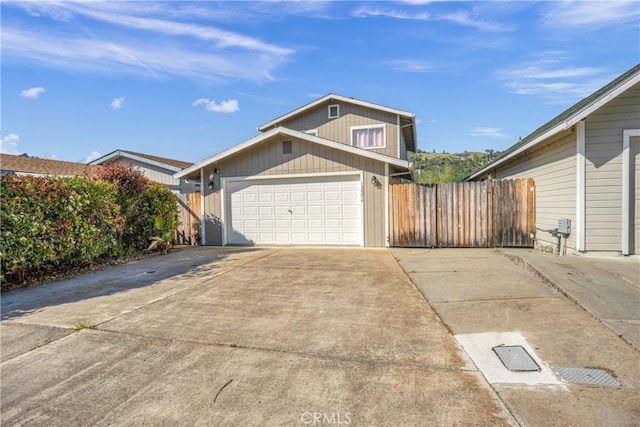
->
[410,149,500,184]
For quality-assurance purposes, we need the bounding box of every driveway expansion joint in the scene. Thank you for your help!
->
[96,325,466,372]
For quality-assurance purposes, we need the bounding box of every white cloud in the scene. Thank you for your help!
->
[1,134,21,155]
[353,6,430,20]
[353,5,510,31]
[542,1,639,28]
[2,2,293,83]
[82,151,102,163]
[193,98,239,113]
[438,11,511,32]
[385,59,434,73]
[21,86,45,99]
[111,97,125,109]
[470,127,509,139]
[498,55,613,104]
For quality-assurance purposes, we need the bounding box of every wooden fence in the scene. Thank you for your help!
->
[175,192,201,245]
[389,179,535,248]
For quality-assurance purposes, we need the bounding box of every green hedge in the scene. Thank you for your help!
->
[0,166,179,287]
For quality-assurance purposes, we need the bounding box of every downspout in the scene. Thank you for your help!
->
[396,114,401,159]
[622,129,640,255]
[200,167,206,246]
[576,121,586,252]
[384,163,389,247]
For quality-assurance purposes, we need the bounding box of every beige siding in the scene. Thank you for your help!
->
[585,83,640,252]
[202,135,386,246]
[494,129,577,253]
[273,101,400,158]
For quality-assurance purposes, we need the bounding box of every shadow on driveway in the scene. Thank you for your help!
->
[1,247,261,322]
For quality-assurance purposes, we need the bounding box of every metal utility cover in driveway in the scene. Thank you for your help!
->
[492,345,541,372]
[556,367,621,387]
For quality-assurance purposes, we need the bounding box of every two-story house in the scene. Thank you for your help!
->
[176,94,416,247]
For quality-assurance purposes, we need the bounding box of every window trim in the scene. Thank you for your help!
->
[350,124,386,150]
[328,104,339,119]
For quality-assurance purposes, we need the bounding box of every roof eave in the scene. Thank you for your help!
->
[466,66,640,181]
[257,94,416,131]
[175,127,409,179]
[91,150,183,172]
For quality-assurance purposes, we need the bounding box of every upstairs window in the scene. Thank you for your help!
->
[282,140,293,155]
[328,104,339,119]
[351,125,385,149]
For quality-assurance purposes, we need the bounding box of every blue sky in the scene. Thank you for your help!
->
[2,1,638,164]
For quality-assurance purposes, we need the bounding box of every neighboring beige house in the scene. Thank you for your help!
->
[0,154,98,177]
[90,149,198,194]
[176,94,416,247]
[467,64,640,256]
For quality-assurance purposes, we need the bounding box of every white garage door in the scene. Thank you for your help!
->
[226,175,362,246]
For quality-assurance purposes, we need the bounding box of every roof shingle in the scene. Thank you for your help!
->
[0,154,99,177]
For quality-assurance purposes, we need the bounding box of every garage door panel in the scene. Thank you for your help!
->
[325,191,340,201]
[342,205,359,215]
[243,206,258,216]
[227,175,362,246]
[325,205,341,215]
[242,193,258,203]
[308,191,323,201]
[291,205,306,215]
[291,233,308,244]
[274,192,290,202]
[291,219,306,229]
[308,205,323,215]
[325,218,341,229]
[308,219,323,229]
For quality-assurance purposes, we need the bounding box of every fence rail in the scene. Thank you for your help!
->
[175,192,201,245]
[389,179,535,248]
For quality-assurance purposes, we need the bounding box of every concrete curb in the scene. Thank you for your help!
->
[502,252,638,351]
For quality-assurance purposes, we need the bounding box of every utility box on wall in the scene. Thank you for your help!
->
[558,218,571,235]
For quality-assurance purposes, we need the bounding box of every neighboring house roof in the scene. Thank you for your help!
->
[90,149,194,171]
[0,154,98,177]
[257,93,417,153]
[175,127,410,180]
[466,63,640,181]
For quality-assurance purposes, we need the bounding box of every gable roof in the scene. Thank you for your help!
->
[175,127,410,180]
[466,63,640,181]
[90,149,193,171]
[257,94,417,152]
[0,154,98,177]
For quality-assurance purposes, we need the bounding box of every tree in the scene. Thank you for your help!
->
[486,149,495,161]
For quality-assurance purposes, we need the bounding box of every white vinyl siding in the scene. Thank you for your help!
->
[495,129,577,253]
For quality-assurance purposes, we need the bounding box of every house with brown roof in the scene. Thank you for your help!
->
[0,154,98,177]
[466,64,640,256]
[90,149,197,194]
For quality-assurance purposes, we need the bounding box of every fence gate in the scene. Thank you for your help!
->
[175,192,201,245]
[389,179,535,248]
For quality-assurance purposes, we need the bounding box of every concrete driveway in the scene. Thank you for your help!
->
[1,248,512,426]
